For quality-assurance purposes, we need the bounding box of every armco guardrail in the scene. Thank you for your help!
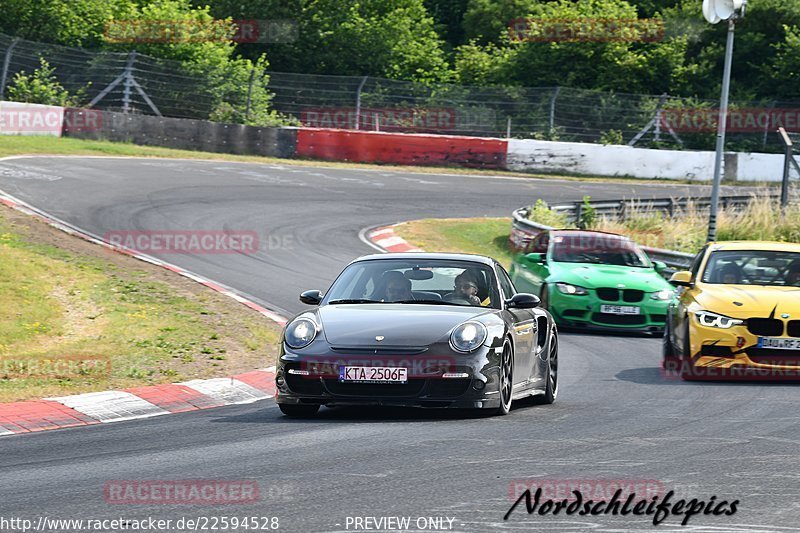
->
[550,193,779,223]
[509,207,695,272]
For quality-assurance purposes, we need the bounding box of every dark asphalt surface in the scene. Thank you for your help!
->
[0,156,796,533]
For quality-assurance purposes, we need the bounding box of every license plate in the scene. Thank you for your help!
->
[758,337,800,350]
[600,305,640,315]
[339,366,408,383]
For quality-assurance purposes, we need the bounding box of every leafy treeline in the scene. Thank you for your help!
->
[1,0,799,107]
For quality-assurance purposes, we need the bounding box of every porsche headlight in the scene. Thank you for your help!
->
[450,322,488,353]
[650,289,674,301]
[284,317,318,349]
[555,282,588,295]
[694,310,743,329]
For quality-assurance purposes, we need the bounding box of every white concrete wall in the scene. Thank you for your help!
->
[0,101,64,136]
[735,152,786,182]
[507,138,784,182]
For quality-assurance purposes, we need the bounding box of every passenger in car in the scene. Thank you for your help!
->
[444,272,482,305]
[785,261,800,286]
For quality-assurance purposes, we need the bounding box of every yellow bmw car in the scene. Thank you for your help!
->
[663,241,800,380]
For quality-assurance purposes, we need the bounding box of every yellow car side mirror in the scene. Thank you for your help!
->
[669,271,693,287]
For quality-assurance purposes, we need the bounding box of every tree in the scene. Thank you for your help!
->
[462,0,541,45]
[0,0,131,47]
[202,0,451,82]
[455,0,687,94]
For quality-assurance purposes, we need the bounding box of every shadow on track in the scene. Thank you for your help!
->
[212,400,553,425]
[616,366,800,387]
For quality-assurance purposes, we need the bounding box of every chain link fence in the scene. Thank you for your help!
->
[0,32,241,120]
[2,31,800,152]
[266,71,800,152]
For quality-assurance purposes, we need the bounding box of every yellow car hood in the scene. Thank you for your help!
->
[695,284,800,318]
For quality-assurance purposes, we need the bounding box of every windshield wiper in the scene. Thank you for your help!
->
[393,299,473,306]
[327,299,381,305]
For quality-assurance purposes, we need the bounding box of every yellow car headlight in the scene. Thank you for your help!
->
[694,310,743,329]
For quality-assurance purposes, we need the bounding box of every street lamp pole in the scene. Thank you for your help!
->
[706,18,737,242]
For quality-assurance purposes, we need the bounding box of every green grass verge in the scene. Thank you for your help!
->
[392,218,515,268]
[0,206,280,403]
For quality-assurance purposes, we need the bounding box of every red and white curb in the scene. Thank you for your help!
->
[0,158,290,435]
[0,368,276,435]
[361,223,423,253]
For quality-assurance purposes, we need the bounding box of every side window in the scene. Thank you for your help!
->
[525,232,549,254]
[690,245,708,280]
[496,265,516,299]
[537,232,550,253]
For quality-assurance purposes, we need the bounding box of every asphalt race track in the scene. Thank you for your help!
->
[1,156,797,533]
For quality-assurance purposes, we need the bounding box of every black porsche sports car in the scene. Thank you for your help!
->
[274,253,559,417]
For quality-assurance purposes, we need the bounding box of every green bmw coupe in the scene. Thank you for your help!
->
[509,230,675,333]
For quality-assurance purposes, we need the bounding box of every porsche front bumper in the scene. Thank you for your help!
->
[274,345,505,409]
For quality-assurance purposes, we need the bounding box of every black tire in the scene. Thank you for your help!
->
[532,327,558,405]
[680,321,699,381]
[494,340,514,416]
[278,403,320,417]
[539,285,550,310]
[662,319,675,367]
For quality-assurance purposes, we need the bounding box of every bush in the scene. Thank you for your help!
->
[526,199,574,228]
[6,59,85,106]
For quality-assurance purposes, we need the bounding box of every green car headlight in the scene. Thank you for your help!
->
[650,289,674,301]
[555,282,589,296]
[694,310,743,329]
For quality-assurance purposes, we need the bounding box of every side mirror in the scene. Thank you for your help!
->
[525,252,545,263]
[668,271,693,288]
[506,293,541,309]
[653,261,667,274]
[299,289,322,305]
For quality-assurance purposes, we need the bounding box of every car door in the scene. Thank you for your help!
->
[497,263,538,388]
[510,231,551,297]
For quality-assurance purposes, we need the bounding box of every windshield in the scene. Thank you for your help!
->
[701,250,800,286]
[323,259,499,308]
[551,233,650,267]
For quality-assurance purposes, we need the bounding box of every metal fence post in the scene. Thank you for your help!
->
[122,51,137,113]
[549,86,561,133]
[779,127,792,210]
[506,117,511,139]
[0,37,20,100]
[354,76,367,130]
